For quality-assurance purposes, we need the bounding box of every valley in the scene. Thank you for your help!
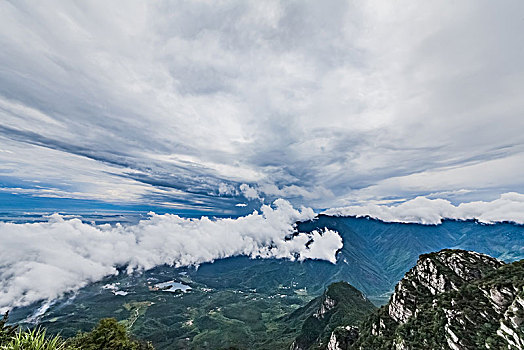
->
[8,216,524,349]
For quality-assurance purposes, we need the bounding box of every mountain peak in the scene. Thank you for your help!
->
[352,249,524,349]
[389,249,504,323]
[289,281,375,350]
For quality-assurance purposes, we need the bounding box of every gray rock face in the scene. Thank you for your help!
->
[387,250,503,324]
[354,249,524,350]
[327,326,359,350]
[492,288,524,349]
[289,341,302,350]
[315,296,336,319]
[426,275,523,350]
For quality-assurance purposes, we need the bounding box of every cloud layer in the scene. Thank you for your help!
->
[1,1,524,212]
[324,192,524,225]
[0,199,342,312]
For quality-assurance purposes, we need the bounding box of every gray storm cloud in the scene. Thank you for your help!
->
[0,199,342,312]
[0,1,523,212]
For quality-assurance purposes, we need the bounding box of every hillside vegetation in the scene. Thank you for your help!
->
[289,282,376,350]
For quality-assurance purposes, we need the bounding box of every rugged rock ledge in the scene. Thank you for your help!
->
[327,249,524,350]
[387,249,504,324]
[321,249,524,350]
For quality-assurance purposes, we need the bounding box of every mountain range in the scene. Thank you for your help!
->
[8,216,524,349]
[297,216,524,302]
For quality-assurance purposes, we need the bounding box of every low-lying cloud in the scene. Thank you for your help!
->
[324,192,524,225]
[0,199,342,312]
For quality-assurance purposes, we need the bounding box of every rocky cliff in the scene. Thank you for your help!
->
[387,249,503,324]
[349,249,524,350]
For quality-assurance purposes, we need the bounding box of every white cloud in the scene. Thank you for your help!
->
[218,183,239,196]
[324,192,524,225]
[240,184,260,200]
[0,199,342,312]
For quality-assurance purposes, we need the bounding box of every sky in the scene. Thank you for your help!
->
[2,0,524,312]
[1,0,524,215]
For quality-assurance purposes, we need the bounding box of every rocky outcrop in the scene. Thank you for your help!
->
[492,287,524,349]
[327,326,359,350]
[388,249,503,324]
[314,296,336,319]
[352,249,524,349]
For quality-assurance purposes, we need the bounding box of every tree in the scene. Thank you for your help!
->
[0,312,17,346]
[67,318,154,350]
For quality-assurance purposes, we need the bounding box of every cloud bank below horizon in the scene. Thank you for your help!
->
[323,192,524,225]
[0,199,342,312]
[2,192,524,312]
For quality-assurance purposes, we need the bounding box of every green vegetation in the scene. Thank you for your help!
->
[290,282,376,349]
[0,312,17,345]
[0,312,153,350]
[2,278,374,350]
[353,254,524,349]
[1,327,67,350]
[1,312,67,350]
[67,318,154,350]
[10,261,318,350]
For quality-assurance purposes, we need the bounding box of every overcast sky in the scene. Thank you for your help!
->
[1,0,524,214]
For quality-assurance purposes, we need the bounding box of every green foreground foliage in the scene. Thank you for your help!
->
[67,318,154,350]
[0,313,153,350]
[0,312,17,345]
[1,328,67,350]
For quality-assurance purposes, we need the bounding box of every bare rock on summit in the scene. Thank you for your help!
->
[352,249,524,350]
[387,249,503,324]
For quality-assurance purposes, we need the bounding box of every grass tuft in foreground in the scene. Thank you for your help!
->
[0,312,153,350]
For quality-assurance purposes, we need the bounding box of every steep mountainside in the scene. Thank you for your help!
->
[298,216,524,301]
[332,249,524,350]
[288,282,376,350]
[187,218,524,306]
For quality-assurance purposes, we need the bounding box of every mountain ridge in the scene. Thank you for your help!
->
[322,249,524,350]
[288,282,376,350]
[298,215,524,302]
